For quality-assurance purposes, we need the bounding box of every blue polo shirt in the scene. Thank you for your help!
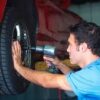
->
[66,58,100,100]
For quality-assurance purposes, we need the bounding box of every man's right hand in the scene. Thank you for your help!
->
[43,55,71,74]
[43,55,61,68]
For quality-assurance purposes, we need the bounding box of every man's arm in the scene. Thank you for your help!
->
[14,65,72,90]
[12,41,72,91]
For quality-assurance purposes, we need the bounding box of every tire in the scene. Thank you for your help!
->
[0,8,34,95]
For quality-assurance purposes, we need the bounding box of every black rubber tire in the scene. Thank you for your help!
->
[0,8,34,95]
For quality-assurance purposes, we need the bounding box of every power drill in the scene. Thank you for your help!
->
[31,45,59,73]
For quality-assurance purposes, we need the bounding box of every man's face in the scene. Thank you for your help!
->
[67,34,82,65]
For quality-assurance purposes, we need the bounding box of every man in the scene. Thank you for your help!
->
[12,21,100,99]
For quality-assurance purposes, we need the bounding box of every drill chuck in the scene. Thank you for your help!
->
[31,45,56,57]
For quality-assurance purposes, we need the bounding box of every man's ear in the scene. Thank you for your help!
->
[79,43,88,52]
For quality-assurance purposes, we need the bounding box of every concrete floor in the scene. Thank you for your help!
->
[0,84,77,100]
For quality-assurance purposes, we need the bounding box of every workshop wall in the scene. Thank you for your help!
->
[69,2,100,25]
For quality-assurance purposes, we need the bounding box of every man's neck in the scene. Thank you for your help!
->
[79,54,99,68]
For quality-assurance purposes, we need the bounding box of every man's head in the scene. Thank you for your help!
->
[67,21,100,66]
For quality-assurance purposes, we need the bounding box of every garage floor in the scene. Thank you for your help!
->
[0,84,77,100]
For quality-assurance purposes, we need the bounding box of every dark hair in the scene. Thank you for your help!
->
[69,20,100,56]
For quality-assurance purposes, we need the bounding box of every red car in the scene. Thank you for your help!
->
[0,0,82,95]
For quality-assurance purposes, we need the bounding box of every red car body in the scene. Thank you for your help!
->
[0,0,7,22]
[35,0,82,59]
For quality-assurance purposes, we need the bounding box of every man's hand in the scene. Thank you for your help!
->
[43,56,71,74]
[43,56,61,68]
[12,41,23,71]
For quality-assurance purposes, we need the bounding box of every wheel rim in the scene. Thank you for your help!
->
[12,23,32,67]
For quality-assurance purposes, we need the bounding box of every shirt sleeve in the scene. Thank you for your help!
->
[65,68,98,96]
